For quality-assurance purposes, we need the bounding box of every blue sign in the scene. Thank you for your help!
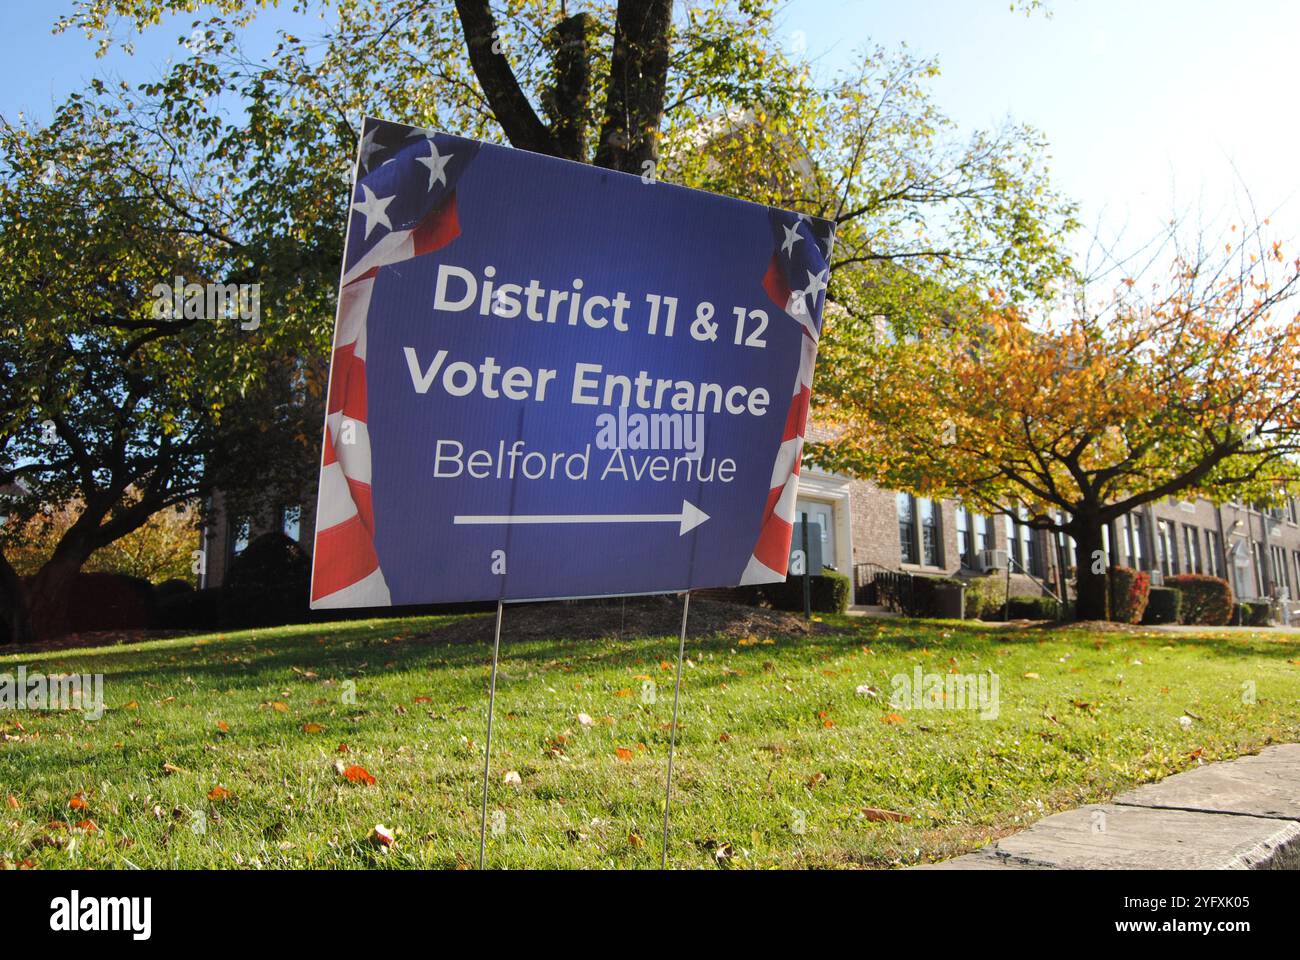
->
[310,117,834,608]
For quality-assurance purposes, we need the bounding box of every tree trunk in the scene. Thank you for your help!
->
[0,555,34,645]
[594,0,673,172]
[25,555,85,641]
[1073,518,1109,621]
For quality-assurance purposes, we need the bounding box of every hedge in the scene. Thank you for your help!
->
[1006,595,1060,620]
[1109,566,1150,624]
[1142,586,1182,625]
[964,575,1008,620]
[762,570,851,613]
[1165,574,1233,626]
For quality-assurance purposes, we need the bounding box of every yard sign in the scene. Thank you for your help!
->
[310,117,834,608]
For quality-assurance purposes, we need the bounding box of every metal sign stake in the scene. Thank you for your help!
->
[660,590,691,869]
[478,598,504,869]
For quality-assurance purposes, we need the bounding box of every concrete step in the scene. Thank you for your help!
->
[846,604,899,618]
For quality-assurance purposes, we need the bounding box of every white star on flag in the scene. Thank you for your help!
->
[351,183,394,239]
[804,268,828,298]
[417,141,454,191]
[781,222,803,257]
[358,126,384,170]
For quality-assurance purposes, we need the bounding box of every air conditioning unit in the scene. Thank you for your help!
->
[1149,569,1164,587]
[979,549,1007,572]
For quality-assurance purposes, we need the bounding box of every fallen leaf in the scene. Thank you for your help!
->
[881,713,906,725]
[6,796,19,810]
[614,747,634,762]
[336,743,349,753]
[68,793,88,811]
[123,701,139,710]
[75,819,98,832]
[503,770,522,785]
[372,824,395,847]
[1023,672,1041,680]
[414,696,433,704]
[162,762,184,775]
[862,807,912,823]
[628,832,644,847]
[207,785,232,802]
[577,712,594,726]
[302,722,324,734]
[216,721,230,733]
[341,765,376,786]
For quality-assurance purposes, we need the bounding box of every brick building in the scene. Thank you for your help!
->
[200,444,1300,620]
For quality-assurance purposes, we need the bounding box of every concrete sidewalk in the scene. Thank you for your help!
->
[920,744,1300,869]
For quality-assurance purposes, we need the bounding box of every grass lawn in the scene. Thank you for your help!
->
[2,601,1298,869]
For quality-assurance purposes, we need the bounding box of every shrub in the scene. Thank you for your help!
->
[1165,574,1233,625]
[223,532,312,628]
[762,570,850,613]
[153,578,194,601]
[1006,595,1060,620]
[65,572,154,632]
[964,575,1008,619]
[1109,566,1150,624]
[154,587,225,631]
[226,532,310,592]
[1142,586,1182,625]
[1243,600,1271,627]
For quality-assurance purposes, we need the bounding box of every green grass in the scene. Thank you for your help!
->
[1,607,1298,869]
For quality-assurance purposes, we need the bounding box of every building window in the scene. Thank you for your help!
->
[281,504,302,542]
[956,507,972,570]
[1289,499,1298,525]
[1204,529,1221,578]
[1271,544,1291,598]
[1293,551,1300,596]
[1123,514,1145,570]
[1005,509,1043,577]
[920,499,942,567]
[958,509,995,570]
[1251,541,1265,597]
[896,493,918,565]
[1182,525,1201,574]
[1156,520,1178,576]
[229,516,251,562]
[897,494,941,567]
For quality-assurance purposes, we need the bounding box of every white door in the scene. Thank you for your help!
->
[795,499,835,571]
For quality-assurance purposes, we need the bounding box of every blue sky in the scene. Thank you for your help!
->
[7,1,1298,260]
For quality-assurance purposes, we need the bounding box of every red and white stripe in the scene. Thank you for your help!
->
[740,323,819,585]
[310,193,461,608]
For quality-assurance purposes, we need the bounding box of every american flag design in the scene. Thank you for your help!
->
[311,120,480,608]
[740,211,834,584]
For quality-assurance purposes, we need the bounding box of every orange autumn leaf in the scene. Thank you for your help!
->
[881,713,906,725]
[123,700,139,710]
[302,722,324,734]
[207,785,232,802]
[75,819,99,832]
[336,742,349,753]
[270,701,289,713]
[68,793,88,811]
[342,765,376,786]
[862,807,912,823]
[6,795,19,810]
[413,696,433,704]
[613,688,632,697]
[614,747,634,762]
[216,721,230,733]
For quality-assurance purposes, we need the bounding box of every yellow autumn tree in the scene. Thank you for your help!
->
[813,223,1300,620]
